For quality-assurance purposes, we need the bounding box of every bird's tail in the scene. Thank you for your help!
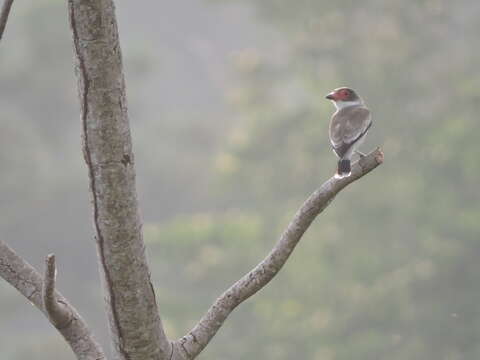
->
[335,159,351,179]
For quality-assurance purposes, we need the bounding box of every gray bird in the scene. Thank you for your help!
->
[325,87,372,179]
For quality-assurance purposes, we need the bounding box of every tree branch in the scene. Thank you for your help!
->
[0,1,104,357]
[0,241,105,360]
[172,148,384,359]
[42,254,73,329]
[0,0,14,41]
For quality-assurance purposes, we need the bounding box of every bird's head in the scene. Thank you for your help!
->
[325,87,362,109]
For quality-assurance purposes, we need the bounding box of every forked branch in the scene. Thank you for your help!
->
[0,1,104,357]
[0,241,105,360]
[172,148,384,359]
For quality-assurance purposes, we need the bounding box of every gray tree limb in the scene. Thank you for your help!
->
[0,241,105,360]
[67,1,171,359]
[0,1,105,357]
[0,0,14,41]
[42,254,73,329]
[171,149,384,359]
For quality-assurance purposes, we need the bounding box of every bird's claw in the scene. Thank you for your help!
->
[355,150,367,158]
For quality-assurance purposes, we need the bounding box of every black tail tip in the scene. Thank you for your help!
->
[335,159,351,179]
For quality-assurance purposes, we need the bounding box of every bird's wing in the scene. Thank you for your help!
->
[329,106,371,157]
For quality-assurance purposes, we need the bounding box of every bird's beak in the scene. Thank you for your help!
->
[325,92,335,100]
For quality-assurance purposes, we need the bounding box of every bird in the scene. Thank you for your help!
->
[325,87,372,179]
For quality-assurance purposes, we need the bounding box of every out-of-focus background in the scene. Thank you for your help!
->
[1,0,480,359]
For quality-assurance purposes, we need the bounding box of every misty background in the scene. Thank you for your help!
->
[1,0,480,359]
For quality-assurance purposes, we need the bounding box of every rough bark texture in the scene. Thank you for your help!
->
[67,1,171,359]
[0,241,105,360]
[171,149,384,359]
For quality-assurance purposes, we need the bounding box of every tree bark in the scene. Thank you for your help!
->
[67,1,171,359]
[0,241,105,360]
[42,254,74,329]
[0,0,14,41]
[171,149,383,359]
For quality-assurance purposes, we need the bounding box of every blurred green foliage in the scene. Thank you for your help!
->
[1,0,480,359]
[147,1,480,359]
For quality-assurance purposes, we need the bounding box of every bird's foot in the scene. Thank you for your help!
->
[355,150,367,158]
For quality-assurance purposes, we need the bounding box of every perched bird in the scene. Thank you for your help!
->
[325,87,372,179]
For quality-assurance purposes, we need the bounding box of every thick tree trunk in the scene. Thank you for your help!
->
[67,1,171,359]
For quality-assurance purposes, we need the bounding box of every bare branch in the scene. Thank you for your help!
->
[0,1,105,357]
[42,254,73,329]
[0,0,14,41]
[0,241,106,360]
[173,148,384,359]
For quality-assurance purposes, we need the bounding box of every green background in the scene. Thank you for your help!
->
[1,1,479,359]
